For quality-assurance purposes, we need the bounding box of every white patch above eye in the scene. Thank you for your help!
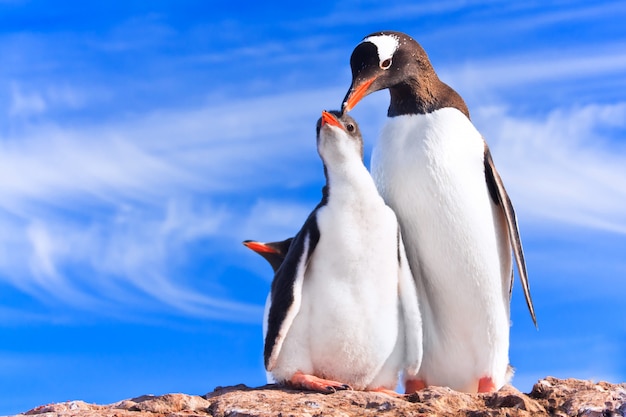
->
[362,34,400,64]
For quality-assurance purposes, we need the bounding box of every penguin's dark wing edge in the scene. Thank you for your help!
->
[483,144,537,328]
[263,214,320,370]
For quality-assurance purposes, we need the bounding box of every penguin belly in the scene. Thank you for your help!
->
[269,202,406,390]
[372,108,511,392]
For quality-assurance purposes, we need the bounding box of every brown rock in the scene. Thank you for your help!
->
[15,377,626,417]
[113,393,212,413]
[528,376,626,416]
[24,401,103,415]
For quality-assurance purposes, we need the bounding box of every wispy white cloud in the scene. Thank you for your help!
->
[0,86,351,322]
[9,83,46,117]
[0,87,347,209]
[0,197,264,322]
[427,1,626,35]
[306,0,503,27]
[86,14,176,53]
[239,199,312,243]
[441,44,626,97]
[475,102,626,234]
[7,81,91,119]
[486,1,626,32]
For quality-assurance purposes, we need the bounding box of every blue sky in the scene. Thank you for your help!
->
[1,0,625,414]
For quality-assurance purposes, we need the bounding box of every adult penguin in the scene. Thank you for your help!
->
[342,31,536,393]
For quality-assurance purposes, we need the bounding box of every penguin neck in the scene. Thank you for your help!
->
[323,159,379,201]
[387,77,470,119]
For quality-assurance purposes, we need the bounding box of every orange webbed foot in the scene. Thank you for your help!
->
[404,378,427,394]
[288,371,352,393]
[478,376,497,393]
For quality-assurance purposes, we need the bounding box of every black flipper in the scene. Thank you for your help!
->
[264,212,321,370]
[484,144,537,327]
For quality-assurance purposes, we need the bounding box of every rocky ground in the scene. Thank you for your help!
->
[16,377,626,417]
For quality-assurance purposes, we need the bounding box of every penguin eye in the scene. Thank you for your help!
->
[346,123,355,132]
[380,58,392,70]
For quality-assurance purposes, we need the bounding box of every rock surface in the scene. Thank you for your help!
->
[15,377,626,417]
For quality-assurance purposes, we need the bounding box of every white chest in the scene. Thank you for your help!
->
[371,108,504,309]
[310,187,399,291]
[371,109,486,208]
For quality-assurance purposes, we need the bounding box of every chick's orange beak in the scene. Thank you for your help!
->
[321,110,342,128]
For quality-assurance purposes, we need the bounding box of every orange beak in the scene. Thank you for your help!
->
[342,77,376,113]
[321,110,342,128]
[243,241,279,254]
